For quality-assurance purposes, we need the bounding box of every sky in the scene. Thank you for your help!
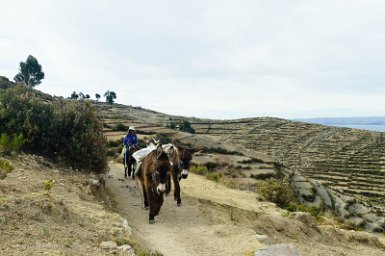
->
[1,0,385,119]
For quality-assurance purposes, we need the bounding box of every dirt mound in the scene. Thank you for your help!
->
[0,155,135,255]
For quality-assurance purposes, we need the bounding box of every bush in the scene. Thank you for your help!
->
[286,202,321,218]
[204,162,220,170]
[111,123,129,132]
[190,165,208,176]
[0,133,24,154]
[205,147,241,155]
[0,159,14,179]
[256,178,295,208]
[237,158,264,164]
[207,172,222,182]
[0,84,107,172]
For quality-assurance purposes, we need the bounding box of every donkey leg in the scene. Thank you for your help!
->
[172,173,182,206]
[165,173,171,196]
[142,184,149,210]
[154,194,164,216]
[123,155,128,179]
[131,159,136,180]
[147,188,157,224]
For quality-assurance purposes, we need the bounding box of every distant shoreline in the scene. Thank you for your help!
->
[331,124,385,132]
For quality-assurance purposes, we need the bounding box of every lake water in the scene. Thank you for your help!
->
[333,124,385,132]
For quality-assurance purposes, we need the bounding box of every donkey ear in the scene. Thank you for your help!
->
[168,146,175,157]
[156,144,163,159]
[176,145,184,152]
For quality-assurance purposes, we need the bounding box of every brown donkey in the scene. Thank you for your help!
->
[165,145,202,206]
[137,144,171,224]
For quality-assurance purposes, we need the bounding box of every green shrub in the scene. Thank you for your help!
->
[225,168,245,178]
[237,158,264,164]
[190,165,208,176]
[207,172,222,182]
[0,133,24,154]
[286,202,321,218]
[250,172,275,180]
[107,139,122,147]
[0,159,14,179]
[256,178,295,208]
[0,84,107,172]
[204,161,220,170]
[111,123,129,131]
[205,147,242,155]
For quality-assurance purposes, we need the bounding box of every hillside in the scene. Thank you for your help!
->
[96,102,385,232]
[0,155,135,255]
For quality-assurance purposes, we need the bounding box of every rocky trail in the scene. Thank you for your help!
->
[106,162,263,256]
[106,162,385,256]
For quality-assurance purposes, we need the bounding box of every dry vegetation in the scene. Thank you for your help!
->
[0,154,136,255]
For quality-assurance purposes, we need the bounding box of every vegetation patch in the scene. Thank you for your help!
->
[256,178,296,208]
[207,172,222,182]
[0,159,14,179]
[0,133,24,155]
[205,147,242,155]
[237,158,265,164]
[286,203,321,218]
[0,84,107,172]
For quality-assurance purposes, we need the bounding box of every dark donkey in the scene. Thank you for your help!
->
[123,146,137,179]
[165,145,202,206]
[137,144,171,224]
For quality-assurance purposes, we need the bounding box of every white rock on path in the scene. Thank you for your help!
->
[100,241,117,250]
[254,244,300,256]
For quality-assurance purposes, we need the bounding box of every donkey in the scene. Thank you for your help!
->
[165,145,202,206]
[137,144,171,224]
[124,146,137,180]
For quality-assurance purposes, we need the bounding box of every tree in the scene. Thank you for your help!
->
[95,93,101,102]
[85,94,90,99]
[70,91,79,100]
[14,55,45,88]
[78,92,85,100]
[104,91,116,104]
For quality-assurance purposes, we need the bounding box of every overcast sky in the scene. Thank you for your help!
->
[1,0,385,119]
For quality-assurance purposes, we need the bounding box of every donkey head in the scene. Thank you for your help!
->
[153,144,171,194]
[176,146,203,179]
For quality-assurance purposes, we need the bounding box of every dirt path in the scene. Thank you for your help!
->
[106,162,385,256]
[106,162,264,256]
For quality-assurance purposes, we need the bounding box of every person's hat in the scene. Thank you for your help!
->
[128,126,135,131]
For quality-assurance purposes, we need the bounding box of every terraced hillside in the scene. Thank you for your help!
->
[189,118,385,208]
[95,103,385,217]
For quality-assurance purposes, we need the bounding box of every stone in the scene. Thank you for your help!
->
[255,234,272,244]
[100,241,117,250]
[254,244,300,256]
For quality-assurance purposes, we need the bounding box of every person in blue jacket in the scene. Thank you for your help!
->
[123,126,138,150]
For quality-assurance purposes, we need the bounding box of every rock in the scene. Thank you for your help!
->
[254,244,300,256]
[122,219,133,235]
[289,212,319,231]
[100,241,117,250]
[118,244,136,255]
[88,178,100,187]
[346,217,365,228]
[255,234,269,243]
[365,222,384,233]
[312,180,333,208]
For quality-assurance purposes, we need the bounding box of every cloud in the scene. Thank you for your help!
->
[1,0,385,119]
